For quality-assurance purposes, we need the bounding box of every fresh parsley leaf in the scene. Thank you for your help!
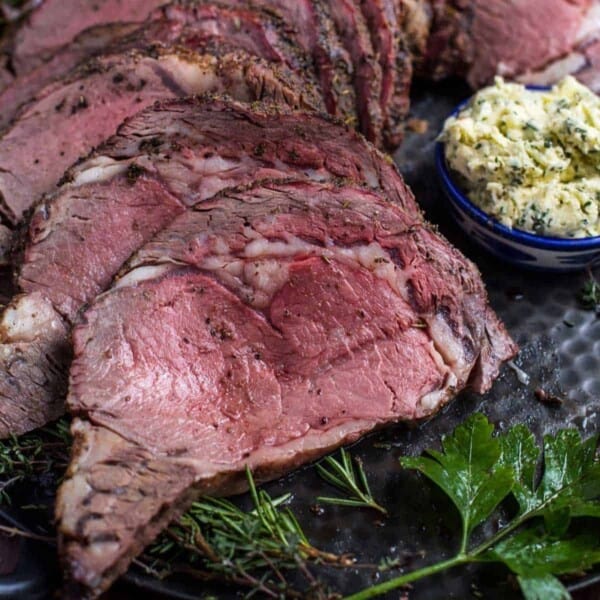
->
[401,413,514,550]
[517,574,570,600]
[498,427,600,535]
[499,424,539,513]
[347,414,600,600]
[487,528,600,575]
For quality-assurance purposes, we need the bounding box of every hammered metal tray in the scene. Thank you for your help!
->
[1,81,599,599]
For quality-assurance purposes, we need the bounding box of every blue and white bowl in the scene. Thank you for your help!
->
[435,98,600,272]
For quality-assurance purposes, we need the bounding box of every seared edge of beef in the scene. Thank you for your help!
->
[326,0,384,144]
[57,415,374,599]
[160,1,313,72]
[0,292,70,437]
[0,45,324,224]
[359,0,413,148]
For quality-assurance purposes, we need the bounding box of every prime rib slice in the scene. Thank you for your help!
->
[1,97,417,437]
[57,179,517,598]
[214,0,357,126]
[157,2,310,72]
[0,1,315,131]
[326,0,384,144]
[1,0,167,79]
[515,1,600,92]
[0,47,322,224]
[422,0,593,86]
[0,22,140,132]
[359,0,412,147]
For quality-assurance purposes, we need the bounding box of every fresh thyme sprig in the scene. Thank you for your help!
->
[145,467,351,598]
[0,418,71,504]
[316,449,387,516]
[579,272,599,311]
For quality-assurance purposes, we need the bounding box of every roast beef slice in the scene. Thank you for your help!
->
[326,0,384,144]
[57,179,516,598]
[2,98,416,437]
[5,0,167,75]
[359,0,412,147]
[0,47,322,224]
[423,0,592,86]
[0,1,316,132]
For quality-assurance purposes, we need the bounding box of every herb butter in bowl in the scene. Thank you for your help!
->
[436,76,600,271]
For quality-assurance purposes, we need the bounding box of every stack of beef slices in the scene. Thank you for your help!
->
[0,1,521,598]
[49,98,516,598]
[3,95,517,597]
[0,0,422,262]
[0,0,416,152]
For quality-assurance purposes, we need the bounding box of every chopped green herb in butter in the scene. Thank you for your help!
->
[441,76,600,238]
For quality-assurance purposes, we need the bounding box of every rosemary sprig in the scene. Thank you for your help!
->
[0,418,71,504]
[146,467,350,598]
[579,272,599,311]
[316,449,387,516]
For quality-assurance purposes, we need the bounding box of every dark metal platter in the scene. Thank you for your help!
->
[1,81,599,599]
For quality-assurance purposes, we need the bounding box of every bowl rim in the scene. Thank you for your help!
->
[436,86,600,251]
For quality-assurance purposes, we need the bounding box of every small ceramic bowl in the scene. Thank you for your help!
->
[435,96,600,272]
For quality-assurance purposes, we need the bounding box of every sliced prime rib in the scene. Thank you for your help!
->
[326,0,384,144]
[422,0,593,86]
[157,2,309,72]
[57,179,517,598]
[0,22,141,131]
[400,0,432,66]
[0,1,315,131]
[515,1,600,92]
[1,97,418,438]
[359,0,412,147]
[1,0,167,78]
[213,0,357,126]
[0,292,71,435]
[0,47,322,224]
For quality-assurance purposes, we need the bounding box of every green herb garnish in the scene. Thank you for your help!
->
[345,414,600,600]
[143,467,351,598]
[0,418,70,504]
[316,448,387,516]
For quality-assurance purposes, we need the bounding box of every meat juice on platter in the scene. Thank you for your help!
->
[0,1,598,599]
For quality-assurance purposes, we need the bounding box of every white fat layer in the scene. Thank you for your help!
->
[577,2,600,43]
[244,237,314,258]
[516,53,588,86]
[121,235,470,379]
[162,55,227,96]
[242,260,291,309]
[243,236,408,298]
[427,312,470,380]
[114,264,176,289]
[418,379,455,413]
[0,294,62,343]
[71,156,131,187]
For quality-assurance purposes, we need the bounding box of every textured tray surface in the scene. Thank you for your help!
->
[1,81,599,599]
